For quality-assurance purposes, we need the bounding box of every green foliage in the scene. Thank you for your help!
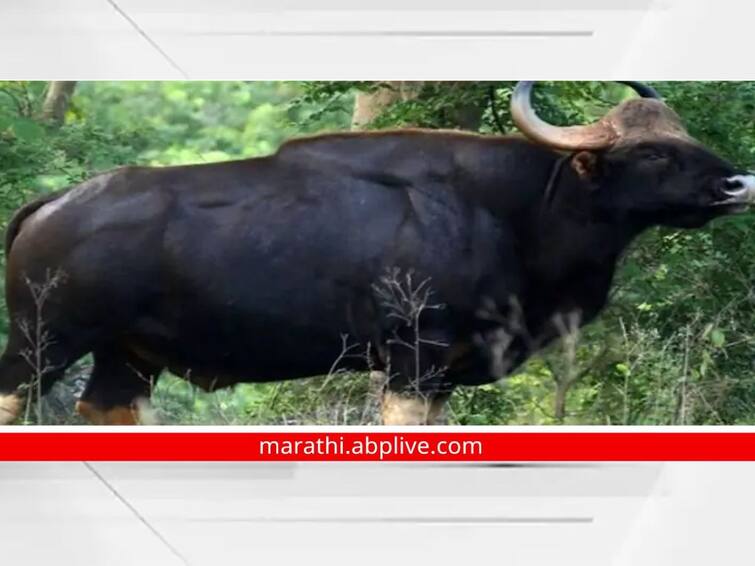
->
[1,80,754,425]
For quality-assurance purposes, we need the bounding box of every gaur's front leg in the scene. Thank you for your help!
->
[379,325,455,425]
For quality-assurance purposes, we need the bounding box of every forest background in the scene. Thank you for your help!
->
[1,80,753,425]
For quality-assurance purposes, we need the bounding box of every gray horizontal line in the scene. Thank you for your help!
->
[190,517,593,524]
[170,30,593,38]
[425,462,604,468]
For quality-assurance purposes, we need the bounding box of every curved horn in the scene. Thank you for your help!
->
[510,81,618,151]
[618,81,662,99]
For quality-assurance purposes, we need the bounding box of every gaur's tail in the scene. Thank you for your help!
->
[4,188,69,257]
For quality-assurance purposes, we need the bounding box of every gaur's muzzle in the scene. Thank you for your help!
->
[715,174,755,211]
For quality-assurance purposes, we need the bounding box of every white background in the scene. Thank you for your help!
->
[1,1,755,564]
[1,0,754,79]
[1,459,754,565]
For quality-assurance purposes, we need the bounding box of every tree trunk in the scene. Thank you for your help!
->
[351,81,422,130]
[352,81,484,131]
[554,379,569,423]
[40,81,77,127]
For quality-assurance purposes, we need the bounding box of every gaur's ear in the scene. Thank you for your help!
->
[571,151,600,182]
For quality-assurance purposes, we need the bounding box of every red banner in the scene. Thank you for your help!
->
[1,431,755,461]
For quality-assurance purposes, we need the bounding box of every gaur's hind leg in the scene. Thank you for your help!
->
[76,347,163,425]
[0,329,86,425]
